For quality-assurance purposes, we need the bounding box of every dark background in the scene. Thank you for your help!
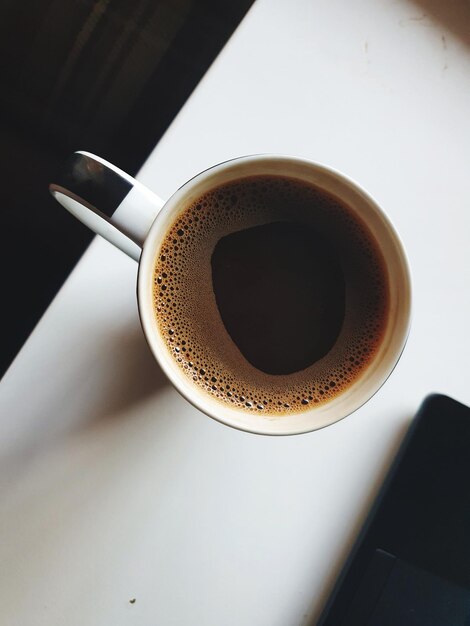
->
[0,0,253,376]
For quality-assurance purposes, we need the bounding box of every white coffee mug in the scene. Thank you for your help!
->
[50,152,411,435]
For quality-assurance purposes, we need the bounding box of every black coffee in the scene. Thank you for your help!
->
[153,175,389,415]
[211,221,345,375]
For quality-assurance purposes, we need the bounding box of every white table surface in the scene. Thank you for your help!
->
[2,0,470,624]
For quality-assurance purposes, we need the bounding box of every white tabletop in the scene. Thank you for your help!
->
[2,0,470,624]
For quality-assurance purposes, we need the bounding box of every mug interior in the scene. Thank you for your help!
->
[138,155,411,435]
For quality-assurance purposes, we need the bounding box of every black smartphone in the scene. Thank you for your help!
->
[318,394,470,625]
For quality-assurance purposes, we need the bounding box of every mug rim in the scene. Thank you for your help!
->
[137,154,412,435]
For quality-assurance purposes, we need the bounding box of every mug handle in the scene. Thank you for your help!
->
[49,151,164,261]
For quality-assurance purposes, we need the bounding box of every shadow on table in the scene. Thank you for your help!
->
[408,0,470,47]
[0,320,171,488]
[87,322,169,429]
[307,414,413,626]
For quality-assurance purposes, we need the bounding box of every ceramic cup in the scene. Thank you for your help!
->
[50,152,411,435]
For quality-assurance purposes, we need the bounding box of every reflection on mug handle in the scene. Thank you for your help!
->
[49,151,164,261]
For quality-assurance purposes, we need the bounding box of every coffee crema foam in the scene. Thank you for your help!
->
[153,175,389,416]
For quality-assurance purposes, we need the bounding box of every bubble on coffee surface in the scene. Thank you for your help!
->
[153,175,389,416]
